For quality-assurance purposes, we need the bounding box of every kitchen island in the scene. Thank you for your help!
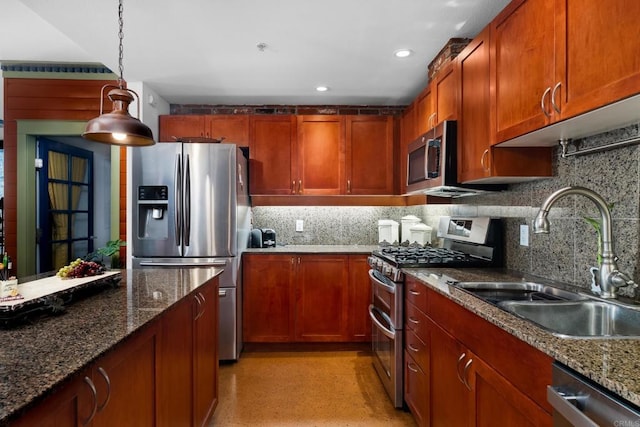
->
[405,267,640,408]
[0,267,222,426]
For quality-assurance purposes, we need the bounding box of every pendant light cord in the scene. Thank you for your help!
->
[117,0,125,88]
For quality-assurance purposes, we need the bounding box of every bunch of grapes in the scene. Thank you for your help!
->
[57,259,106,279]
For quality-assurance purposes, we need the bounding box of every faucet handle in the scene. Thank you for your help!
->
[610,270,638,289]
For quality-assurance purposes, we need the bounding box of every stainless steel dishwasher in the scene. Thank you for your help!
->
[548,363,640,426]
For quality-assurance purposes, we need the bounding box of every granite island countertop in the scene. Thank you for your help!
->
[244,244,378,254]
[0,267,223,424]
[404,267,640,407]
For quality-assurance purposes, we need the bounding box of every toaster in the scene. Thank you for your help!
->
[250,228,277,248]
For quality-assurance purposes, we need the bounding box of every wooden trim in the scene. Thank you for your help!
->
[250,194,448,206]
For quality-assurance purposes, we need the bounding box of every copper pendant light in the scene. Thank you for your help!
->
[82,0,155,146]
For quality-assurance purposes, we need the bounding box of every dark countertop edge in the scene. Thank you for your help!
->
[1,268,224,425]
[243,245,378,254]
[403,267,640,408]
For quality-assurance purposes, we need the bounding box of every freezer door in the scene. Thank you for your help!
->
[183,144,236,257]
[131,143,182,257]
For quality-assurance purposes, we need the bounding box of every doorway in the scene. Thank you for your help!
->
[37,138,94,273]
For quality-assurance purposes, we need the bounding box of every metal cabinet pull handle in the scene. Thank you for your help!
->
[291,180,295,194]
[456,353,466,385]
[82,376,98,426]
[298,180,302,194]
[407,362,419,373]
[551,81,562,114]
[408,343,420,352]
[96,367,111,412]
[408,316,419,324]
[408,289,421,296]
[480,149,490,172]
[463,358,473,391]
[194,294,203,320]
[347,179,351,194]
[541,87,552,118]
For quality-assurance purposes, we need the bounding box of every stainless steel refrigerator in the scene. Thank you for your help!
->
[131,143,250,361]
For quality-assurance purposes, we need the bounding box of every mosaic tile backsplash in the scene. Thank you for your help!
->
[252,123,640,297]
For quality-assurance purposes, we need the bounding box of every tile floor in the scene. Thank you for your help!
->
[209,345,417,426]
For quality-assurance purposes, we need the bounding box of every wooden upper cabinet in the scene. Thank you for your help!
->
[249,115,297,195]
[491,0,556,144]
[556,0,640,120]
[415,86,434,135]
[432,61,458,124]
[297,115,346,195]
[400,103,417,195]
[158,115,249,146]
[159,115,207,141]
[345,116,394,195]
[209,115,249,146]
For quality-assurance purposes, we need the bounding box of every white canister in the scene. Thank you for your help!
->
[401,215,421,243]
[378,219,399,244]
[409,223,433,245]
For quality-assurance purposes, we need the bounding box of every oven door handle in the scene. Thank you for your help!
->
[369,304,396,340]
[369,269,396,294]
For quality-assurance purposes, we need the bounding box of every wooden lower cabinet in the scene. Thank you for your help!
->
[243,253,370,343]
[12,278,219,427]
[11,325,158,427]
[404,276,553,427]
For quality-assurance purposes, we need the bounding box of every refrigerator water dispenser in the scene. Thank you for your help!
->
[137,185,169,239]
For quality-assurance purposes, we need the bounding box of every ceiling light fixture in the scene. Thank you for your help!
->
[82,0,155,146]
[394,49,413,58]
[316,86,329,92]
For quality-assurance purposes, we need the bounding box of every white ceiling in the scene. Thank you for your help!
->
[1,0,509,106]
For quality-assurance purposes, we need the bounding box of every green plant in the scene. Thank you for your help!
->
[85,239,127,267]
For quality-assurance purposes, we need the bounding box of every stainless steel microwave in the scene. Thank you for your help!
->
[406,121,501,197]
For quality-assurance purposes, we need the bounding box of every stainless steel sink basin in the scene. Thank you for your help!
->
[498,300,640,338]
[453,281,585,304]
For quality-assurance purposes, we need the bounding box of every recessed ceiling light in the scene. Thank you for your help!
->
[316,86,329,92]
[394,49,413,58]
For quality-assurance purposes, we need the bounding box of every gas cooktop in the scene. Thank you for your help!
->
[373,245,487,268]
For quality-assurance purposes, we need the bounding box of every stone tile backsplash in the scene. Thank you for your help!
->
[252,123,640,296]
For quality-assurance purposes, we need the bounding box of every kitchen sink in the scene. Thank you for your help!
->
[453,281,586,304]
[498,300,640,338]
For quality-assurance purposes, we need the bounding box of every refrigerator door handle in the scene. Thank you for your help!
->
[185,153,191,247]
[175,153,182,248]
[139,260,228,267]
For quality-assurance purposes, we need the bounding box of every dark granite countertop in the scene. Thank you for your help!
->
[0,267,223,424]
[244,245,378,254]
[404,267,640,407]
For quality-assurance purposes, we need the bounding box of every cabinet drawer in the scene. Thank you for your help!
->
[405,278,428,313]
[405,301,428,344]
[405,328,428,370]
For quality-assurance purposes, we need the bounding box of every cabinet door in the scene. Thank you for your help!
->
[295,255,349,341]
[491,0,556,143]
[429,320,471,427]
[404,350,429,427]
[10,372,94,427]
[345,116,394,195]
[159,115,207,141]
[297,116,345,195]
[557,0,640,120]
[458,27,492,183]
[157,297,194,426]
[193,279,219,427]
[469,355,552,427]
[92,325,157,427]
[347,255,371,341]
[416,86,434,134]
[432,62,458,125]
[249,115,297,195]
[208,115,249,147]
[243,254,296,342]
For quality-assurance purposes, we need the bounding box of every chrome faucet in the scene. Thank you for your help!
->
[533,186,637,299]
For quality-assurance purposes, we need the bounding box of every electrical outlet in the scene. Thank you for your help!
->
[519,224,529,247]
[296,219,304,232]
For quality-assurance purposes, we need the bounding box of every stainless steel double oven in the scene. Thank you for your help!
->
[367,258,404,408]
